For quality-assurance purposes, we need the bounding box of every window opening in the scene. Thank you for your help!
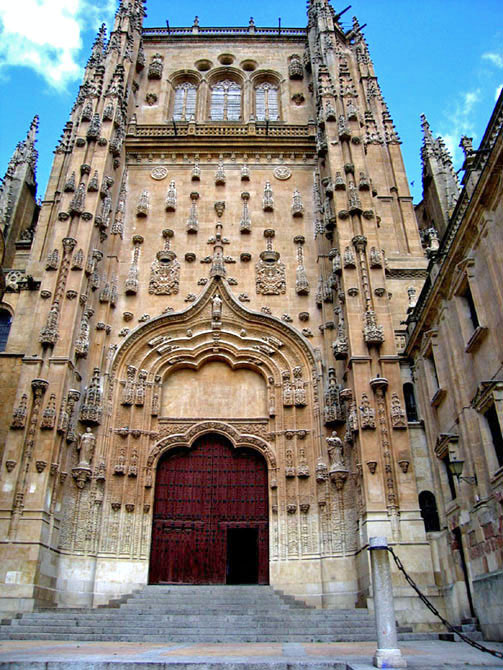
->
[442,454,457,500]
[255,83,279,121]
[484,403,503,468]
[0,309,12,352]
[418,490,440,532]
[403,383,418,422]
[210,80,241,121]
[173,83,197,121]
[461,283,479,331]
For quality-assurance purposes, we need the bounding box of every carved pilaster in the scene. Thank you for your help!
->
[294,236,309,295]
[263,181,273,211]
[291,189,304,217]
[80,368,103,425]
[40,238,76,347]
[75,308,94,358]
[187,191,199,233]
[165,179,177,211]
[136,190,149,217]
[125,235,143,295]
[40,393,57,430]
[240,191,251,233]
[122,365,136,405]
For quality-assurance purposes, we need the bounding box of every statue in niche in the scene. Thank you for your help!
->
[326,431,349,489]
[77,427,96,468]
[212,294,222,321]
[282,370,294,407]
[326,431,344,469]
[293,366,307,407]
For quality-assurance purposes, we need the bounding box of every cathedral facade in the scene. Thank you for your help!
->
[2,0,500,638]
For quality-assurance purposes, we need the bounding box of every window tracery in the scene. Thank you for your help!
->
[173,82,197,121]
[210,80,241,121]
[255,82,279,121]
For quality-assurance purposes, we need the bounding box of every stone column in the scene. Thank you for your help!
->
[369,536,407,668]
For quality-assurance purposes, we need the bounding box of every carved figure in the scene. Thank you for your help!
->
[326,432,344,469]
[148,53,163,79]
[326,431,349,489]
[293,366,307,407]
[212,294,222,321]
[360,393,376,429]
[282,370,293,406]
[77,427,96,468]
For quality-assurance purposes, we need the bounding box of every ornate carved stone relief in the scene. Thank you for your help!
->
[359,393,376,430]
[80,368,103,425]
[125,235,143,295]
[263,181,274,211]
[256,230,286,295]
[294,235,309,295]
[149,229,180,295]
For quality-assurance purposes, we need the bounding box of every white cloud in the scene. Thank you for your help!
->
[0,0,115,91]
[439,89,481,166]
[482,52,503,69]
[496,85,503,102]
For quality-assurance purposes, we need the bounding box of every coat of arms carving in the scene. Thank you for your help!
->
[149,250,180,295]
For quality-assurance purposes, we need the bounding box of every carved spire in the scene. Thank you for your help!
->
[112,0,146,36]
[420,113,461,232]
[86,23,107,70]
[0,116,39,258]
[0,115,39,193]
[420,113,435,163]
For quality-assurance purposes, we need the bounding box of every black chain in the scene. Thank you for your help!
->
[387,546,503,660]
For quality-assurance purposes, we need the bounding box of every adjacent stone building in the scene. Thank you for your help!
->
[406,92,503,640]
[0,0,500,639]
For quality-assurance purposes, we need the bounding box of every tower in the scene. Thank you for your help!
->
[0,0,440,628]
[0,116,40,270]
[415,113,460,243]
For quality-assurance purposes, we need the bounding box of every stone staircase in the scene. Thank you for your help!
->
[450,617,484,641]
[0,584,438,643]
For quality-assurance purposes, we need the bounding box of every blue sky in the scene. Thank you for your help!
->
[0,0,501,204]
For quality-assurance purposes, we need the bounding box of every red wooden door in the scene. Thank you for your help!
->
[149,434,269,584]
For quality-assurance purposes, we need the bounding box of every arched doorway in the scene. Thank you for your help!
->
[149,434,269,585]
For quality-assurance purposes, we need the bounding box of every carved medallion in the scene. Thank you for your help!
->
[150,167,168,181]
[273,165,292,181]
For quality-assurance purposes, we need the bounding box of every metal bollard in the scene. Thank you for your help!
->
[369,537,407,668]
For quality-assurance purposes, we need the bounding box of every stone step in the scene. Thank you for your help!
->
[2,620,376,630]
[124,599,308,608]
[0,632,377,642]
[461,617,479,625]
[0,662,350,670]
[1,627,377,637]
[4,614,375,624]
[397,632,445,641]
[454,630,484,641]
[15,612,374,622]
[453,622,480,632]
[0,583,437,644]
[12,607,373,622]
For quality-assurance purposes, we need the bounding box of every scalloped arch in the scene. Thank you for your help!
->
[109,278,317,380]
[147,420,277,470]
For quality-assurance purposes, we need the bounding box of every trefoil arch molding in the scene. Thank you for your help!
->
[109,277,319,380]
[147,421,277,471]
